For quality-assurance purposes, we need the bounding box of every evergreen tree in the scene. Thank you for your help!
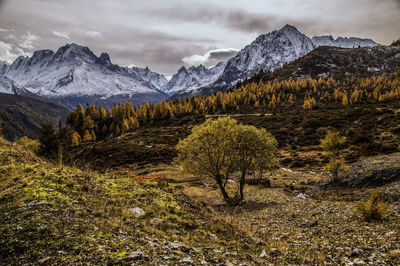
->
[83,130,92,142]
[121,118,129,132]
[71,131,81,147]
[38,120,60,159]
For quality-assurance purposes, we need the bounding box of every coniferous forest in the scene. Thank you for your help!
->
[62,68,400,145]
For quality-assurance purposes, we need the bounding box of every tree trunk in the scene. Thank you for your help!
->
[216,174,232,203]
[239,171,246,201]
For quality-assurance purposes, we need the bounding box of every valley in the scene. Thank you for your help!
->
[0,16,399,265]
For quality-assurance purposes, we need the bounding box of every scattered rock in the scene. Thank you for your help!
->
[225,260,234,266]
[363,246,374,252]
[260,249,267,258]
[167,241,192,252]
[127,250,146,261]
[351,258,365,265]
[129,207,145,217]
[150,218,164,225]
[38,257,51,263]
[209,233,218,239]
[26,201,48,207]
[180,255,193,264]
[351,248,363,257]
[270,248,279,254]
[296,193,308,199]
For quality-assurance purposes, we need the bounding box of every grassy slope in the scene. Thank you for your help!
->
[0,138,265,264]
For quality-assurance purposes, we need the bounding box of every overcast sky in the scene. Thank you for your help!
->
[0,0,399,75]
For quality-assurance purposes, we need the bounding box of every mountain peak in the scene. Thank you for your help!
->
[55,43,94,59]
[281,24,299,32]
[178,66,188,73]
[188,64,206,72]
[99,52,111,63]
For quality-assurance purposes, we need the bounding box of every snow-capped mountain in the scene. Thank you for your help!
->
[311,36,378,48]
[0,26,381,105]
[1,43,168,109]
[163,62,226,96]
[126,66,168,92]
[213,25,314,89]
[174,25,379,98]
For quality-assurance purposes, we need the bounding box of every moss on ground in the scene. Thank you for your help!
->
[0,138,260,264]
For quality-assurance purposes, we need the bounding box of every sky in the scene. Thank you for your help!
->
[0,0,399,76]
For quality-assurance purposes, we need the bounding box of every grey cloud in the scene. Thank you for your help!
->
[146,3,277,34]
[85,31,102,38]
[52,31,70,39]
[208,49,239,61]
[182,48,239,66]
[226,11,276,33]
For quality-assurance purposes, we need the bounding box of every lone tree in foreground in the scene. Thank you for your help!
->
[175,117,277,205]
[320,130,346,181]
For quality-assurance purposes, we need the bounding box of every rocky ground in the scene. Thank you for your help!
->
[161,167,400,265]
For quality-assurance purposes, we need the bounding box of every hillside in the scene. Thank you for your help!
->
[0,137,266,264]
[2,131,400,264]
[62,65,400,171]
[0,93,68,141]
[255,45,400,82]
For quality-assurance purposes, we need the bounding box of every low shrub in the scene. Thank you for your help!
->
[354,190,390,222]
[16,136,40,152]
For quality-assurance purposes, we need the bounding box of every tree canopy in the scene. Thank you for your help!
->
[175,117,277,205]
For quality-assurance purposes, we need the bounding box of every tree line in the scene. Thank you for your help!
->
[61,68,400,146]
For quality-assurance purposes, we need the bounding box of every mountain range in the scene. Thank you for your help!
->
[177,25,379,97]
[0,25,379,108]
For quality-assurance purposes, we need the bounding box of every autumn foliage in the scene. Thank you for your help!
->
[62,68,400,146]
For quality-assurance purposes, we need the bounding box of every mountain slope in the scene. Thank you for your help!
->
[251,45,400,82]
[0,93,68,141]
[1,43,168,109]
[0,76,42,99]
